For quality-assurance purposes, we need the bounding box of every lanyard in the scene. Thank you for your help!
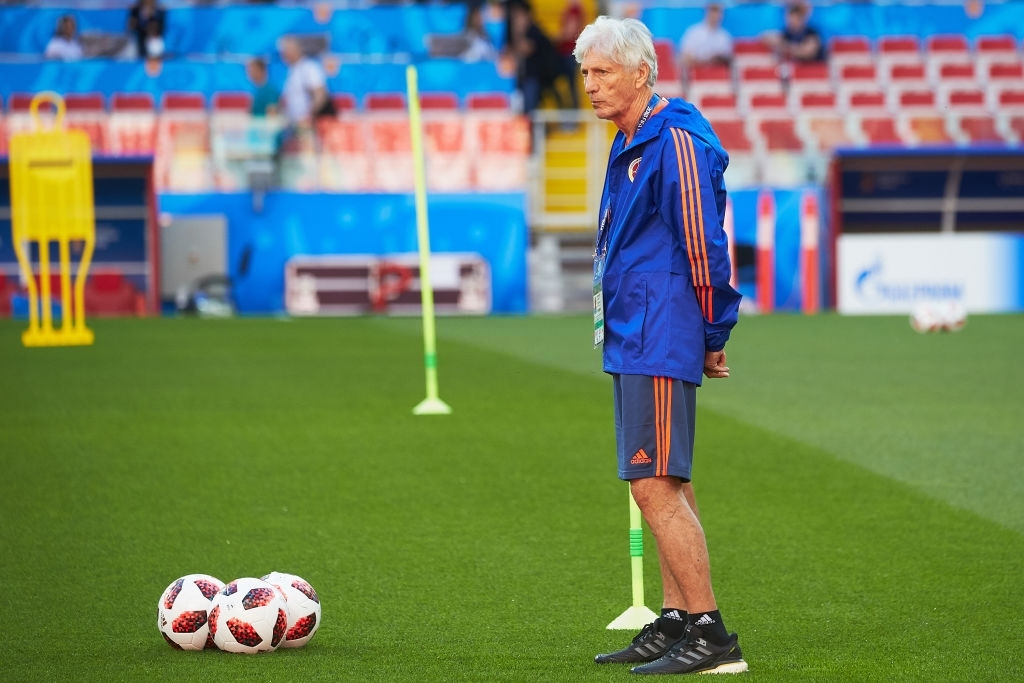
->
[594,93,662,256]
[634,93,662,137]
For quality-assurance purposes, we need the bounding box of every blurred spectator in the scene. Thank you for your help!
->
[127,0,166,59]
[460,4,499,63]
[678,2,732,69]
[556,0,584,110]
[279,36,331,126]
[506,0,564,116]
[762,0,825,64]
[44,14,83,61]
[247,57,280,117]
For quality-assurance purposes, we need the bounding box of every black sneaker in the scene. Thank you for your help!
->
[630,624,748,675]
[595,621,684,664]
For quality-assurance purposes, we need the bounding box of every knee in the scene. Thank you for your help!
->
[629,476,680,511]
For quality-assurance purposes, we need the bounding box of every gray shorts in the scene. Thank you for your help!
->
[612,373,697,482]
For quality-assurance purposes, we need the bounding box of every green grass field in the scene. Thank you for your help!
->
[1,313,1022,682]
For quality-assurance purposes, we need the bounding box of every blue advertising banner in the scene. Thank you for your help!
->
[156,191,529,315]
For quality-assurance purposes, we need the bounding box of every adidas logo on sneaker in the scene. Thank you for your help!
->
[631,448,652,464]
[694,614,716,627]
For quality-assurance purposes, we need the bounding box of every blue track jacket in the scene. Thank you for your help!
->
[598,97,742,385]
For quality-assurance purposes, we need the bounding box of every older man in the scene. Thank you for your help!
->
[574,16,746,676]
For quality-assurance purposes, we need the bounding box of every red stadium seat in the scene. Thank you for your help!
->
[332,93,357,113]
[685,64,733,101]
[64,93,106,112]
[111,92,155,112]
[364,92,407,111]
[212,92,253,113]
[878,35,922,68]
[858,116,902,145]
[161,92,206,112]
[758,118,804,151]
[732,37,774,69]
[466,92,511,111]
[956,116,1005,144]
[419,92,460,111]
[653,38,680,92]
[713,119,754,152]
[828,35,874,71]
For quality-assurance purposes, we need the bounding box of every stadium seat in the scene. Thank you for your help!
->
[108,93,157,156]
[111,92,155,112]
[0,271,18,318]
[419,91,460,111]
[423,116,471,191]
[877,35,923,70]
[985,61,1024,107]
[975,34,1021,72]
[925,34,972,74]
[758,118,804,152]
[935,63,979,102]
[886,63,929,108]
[837,64,881,110]
[796,92,854,150]
[364,92,407,111]
[63,93,108,152]
[332,92,357,114]
[161,92,206,112]
[956,115,1006,144]
[317,118,371,191]
[788,62,832,107]
[473,115,530,191]
[994,89,1024,143]
[466,92,511,111]
[857,116,902,145]
[368,118,414,190]
[654,38,681,96]
[696,92,739,120]
[84,270,143,317]
[828,35,874,72]
[685,64,734,103]
[894,91,953,145]
[738,65,784,108]
[732,38,775,70]
[212,92,253,113]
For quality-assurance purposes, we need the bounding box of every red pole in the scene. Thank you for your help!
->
[755,188,775,313]
[800,189,820,314]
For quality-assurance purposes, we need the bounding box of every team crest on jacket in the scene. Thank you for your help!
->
[628,157,641,182]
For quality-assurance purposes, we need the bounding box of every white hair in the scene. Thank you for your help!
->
[573,16,658,87]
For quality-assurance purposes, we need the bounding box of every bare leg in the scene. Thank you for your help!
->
[631,477,716,614]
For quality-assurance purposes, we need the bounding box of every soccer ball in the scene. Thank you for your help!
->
[261,571,322,648]
[909,302,942,333]
[910,301,967,333]
[937,300,967,332]
[209,577,288,654]
[157,573,224,650]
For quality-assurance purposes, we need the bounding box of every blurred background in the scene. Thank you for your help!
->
[1,0,1021,322]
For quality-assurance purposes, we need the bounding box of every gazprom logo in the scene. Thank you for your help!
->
[855,257,964,303]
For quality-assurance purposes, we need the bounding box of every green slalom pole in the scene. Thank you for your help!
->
[407,64,451,416]
[607,488,658,629]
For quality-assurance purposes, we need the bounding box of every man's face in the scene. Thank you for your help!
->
[706,5,722,29]
[580,50,646,123]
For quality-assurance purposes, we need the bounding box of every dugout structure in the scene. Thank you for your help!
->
[829,147,1024,314]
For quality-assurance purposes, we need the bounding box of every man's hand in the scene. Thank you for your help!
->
[703,349,730,379]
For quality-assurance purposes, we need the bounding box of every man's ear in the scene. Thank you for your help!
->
[635,61,650,89]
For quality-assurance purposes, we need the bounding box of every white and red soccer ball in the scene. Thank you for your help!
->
[209,577,289,654]
[261,571,322,648]
[157,573,224,650]
[910,300,967,333]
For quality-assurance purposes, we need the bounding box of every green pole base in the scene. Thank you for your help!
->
[606,604,658,630]
[412,397,452,415]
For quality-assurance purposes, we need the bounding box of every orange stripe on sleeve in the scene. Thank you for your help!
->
[671,129,700,285]
[682,132,713,319]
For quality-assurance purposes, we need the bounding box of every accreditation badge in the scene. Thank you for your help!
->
[593,251,605,348]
